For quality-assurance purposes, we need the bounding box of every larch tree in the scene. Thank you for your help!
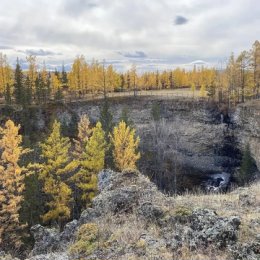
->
[251,40,260,96]
[110,121,140,171]
[236,51,251,102]
[199,84,207,97]
[69,115,92,215]
[77,122,106,205]
[73,114,92,158]
[39,120,72,228]
[0,120,28,250]
[26,55,37,98]
[0,53,13,97]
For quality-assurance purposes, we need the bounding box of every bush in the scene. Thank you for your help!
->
[69,223,99,259]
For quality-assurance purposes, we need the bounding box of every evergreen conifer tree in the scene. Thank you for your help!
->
[4,83,12,105]
[14,59,24,105]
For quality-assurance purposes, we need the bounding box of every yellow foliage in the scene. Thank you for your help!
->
[0,120,28,249]
[71,120,106,207]
[39,120,72,226]
[110,121,140,171]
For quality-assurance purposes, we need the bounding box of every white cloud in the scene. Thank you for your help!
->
[0,0,259,71]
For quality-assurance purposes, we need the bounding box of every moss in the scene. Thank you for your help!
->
[69,223,99,258]
[173,206,192,217]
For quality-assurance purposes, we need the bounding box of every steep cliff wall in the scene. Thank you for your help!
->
[234,100,260,170]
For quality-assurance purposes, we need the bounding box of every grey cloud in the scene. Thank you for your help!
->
[17,49,62,56]
[0,46,13,50]
[174,15,188,25]
[117,51,147,58]
[62,0,99,17]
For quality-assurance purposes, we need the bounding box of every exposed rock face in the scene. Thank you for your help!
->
[26,170,260,260]
[234,100,260,169]
[4,97,259,192]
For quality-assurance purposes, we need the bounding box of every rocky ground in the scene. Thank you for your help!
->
[1,169,258,260]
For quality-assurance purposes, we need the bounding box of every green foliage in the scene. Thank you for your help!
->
[207,84,216,98]
[173,206,192,217]
[61,113,78,138]
[4,83,12,105]
[120,107,133,127]
[20,172,45,227]
[151,102,161,122]
[61,63,68,85]
[100,99,113,135]
[238,144,256,185]
[99,99,114,168]
[69,223,99,259]
[13,59,25,106]
[25,76,32,105]
[54,87,64,101]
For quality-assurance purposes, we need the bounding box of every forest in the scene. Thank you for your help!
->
[0,41,260,107]
[0,112,140,254]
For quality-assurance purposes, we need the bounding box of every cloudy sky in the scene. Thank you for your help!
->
[0,0,260,71]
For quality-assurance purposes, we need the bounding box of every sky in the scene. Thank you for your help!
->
[0,0,260,72]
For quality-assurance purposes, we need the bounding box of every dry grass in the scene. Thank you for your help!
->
[173,181,260,244]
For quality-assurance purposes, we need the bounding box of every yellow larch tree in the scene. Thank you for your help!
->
[69,55,88,93]
[26,55,38,96]
[199,83,207,97]
[71,121,106,208]
[39,120,72,227]
[110,121,140,171]
[0,53,13,95]
[0,120,29,250]
[51,73,61,93]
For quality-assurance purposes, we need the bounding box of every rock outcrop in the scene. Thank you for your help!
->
[24,169,260,260]
[235,100,260,170]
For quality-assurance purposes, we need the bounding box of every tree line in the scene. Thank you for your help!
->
[0,113,140,253]
[0,40,259,106]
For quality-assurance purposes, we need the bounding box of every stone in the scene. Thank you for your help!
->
[30,225,60,256]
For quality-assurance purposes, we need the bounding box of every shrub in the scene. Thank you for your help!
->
[69,223,99,259]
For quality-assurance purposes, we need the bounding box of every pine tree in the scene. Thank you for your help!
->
[4,83,12,105]
[0,120,28,250]
[61,62,68,85]
[25,75,32,105]
[110,121,140,171]
[39,120,72,227]
[120,107,133,128]
[14,59,24,105]
[99,99,113,167]
[100,99,113,136]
